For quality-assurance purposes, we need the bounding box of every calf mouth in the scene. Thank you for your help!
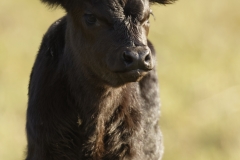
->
[118,69,149,82]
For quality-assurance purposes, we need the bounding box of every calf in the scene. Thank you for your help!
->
[26,0,176,159]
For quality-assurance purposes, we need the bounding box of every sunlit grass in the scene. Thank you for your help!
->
[0,0,239,159]
[150,1,240,160]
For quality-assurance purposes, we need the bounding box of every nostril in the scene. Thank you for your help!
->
[123,51,133,64]
[142,50,152,70]
[144,54,151,62]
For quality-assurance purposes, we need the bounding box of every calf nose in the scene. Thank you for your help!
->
[122,47,153,71]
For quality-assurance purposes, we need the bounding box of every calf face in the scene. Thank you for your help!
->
[42,0,175,86]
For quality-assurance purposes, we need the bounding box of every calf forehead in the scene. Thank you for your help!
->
[94,0,149,20]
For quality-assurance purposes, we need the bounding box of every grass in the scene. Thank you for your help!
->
[0,0,239,159]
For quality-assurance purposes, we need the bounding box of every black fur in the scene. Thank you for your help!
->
[26,0,175,159]
[40,0,176,9]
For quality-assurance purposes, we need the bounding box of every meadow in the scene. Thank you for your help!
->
[0,0,239,159]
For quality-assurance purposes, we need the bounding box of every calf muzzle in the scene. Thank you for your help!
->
[122,46,153,71]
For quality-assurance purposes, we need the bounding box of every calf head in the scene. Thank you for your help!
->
[42,0,175,86]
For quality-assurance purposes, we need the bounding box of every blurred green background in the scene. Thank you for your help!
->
[0,0,239,159]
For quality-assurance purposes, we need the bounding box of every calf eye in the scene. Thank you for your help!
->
[145,10,154,25]
[146,19,150,24]
[84,13,97,25]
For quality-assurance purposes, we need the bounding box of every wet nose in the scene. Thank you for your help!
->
[122,47,153,71]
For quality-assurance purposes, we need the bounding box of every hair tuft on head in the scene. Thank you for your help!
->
[150,0,177,5]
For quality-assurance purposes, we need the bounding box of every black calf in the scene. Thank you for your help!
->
[26,0,176,159]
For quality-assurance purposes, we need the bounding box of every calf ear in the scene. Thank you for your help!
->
[149,0,177,4]
[40,0,69,8]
